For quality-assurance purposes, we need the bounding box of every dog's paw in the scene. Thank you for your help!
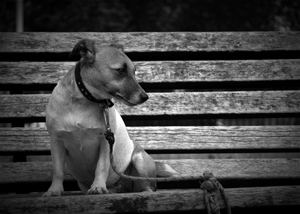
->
[42,191,62,197]
[87,186,109,194]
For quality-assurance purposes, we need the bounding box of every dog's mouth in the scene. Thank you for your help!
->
[114,93,136,106]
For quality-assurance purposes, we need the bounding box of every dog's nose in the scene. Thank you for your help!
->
[140,92,149,102]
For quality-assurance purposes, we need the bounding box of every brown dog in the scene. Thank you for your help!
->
[43,39,176,196]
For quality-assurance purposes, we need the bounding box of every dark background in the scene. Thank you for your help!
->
[1,0,300,32]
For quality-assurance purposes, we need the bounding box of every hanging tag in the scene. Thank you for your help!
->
[105,129,115,151]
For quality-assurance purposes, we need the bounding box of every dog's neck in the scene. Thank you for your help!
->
[74,62,114,109]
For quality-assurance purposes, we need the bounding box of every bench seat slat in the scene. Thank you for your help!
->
[1,126,299,153]
[1,159,299,184]
[1,32,300,53]
[1,186,299,213]
[1,91,299,118]
[1,59,300,84]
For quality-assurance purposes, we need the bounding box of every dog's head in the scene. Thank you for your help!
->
[70,39,148,106]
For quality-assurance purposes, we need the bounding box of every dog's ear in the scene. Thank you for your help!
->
[109,44,124,52]
[70,39,96,63]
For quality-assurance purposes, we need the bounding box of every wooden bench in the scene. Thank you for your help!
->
[0,32,300,213]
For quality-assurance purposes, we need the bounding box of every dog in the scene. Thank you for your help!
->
[42,39,177,196]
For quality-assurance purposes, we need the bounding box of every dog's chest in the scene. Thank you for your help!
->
[47,93,135,182]
[61,107,106,151]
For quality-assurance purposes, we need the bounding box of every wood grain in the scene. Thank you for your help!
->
[0,159,299,184]
[1,32,300,53]
[0,91,299,118]
[1,31,300,213]
[0,186,299,213]
[0,126,299,153]
[1,59,300,84]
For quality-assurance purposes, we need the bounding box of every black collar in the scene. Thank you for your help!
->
[74,62,114,109]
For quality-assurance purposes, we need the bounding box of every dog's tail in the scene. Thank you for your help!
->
[155,161,177,177]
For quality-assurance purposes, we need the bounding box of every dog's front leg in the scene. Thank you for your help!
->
[42,135,66,197]
[87,139,110,194]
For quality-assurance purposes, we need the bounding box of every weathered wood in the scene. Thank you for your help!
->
[0,62,73,85]
[0,159,299,184]
[1,59,300,85]
[1,32,300,53]
[130,126,300,151]
[1,30,300,213]
[0,126,299,153]
[1,91,299,118]
[0,186,299,213]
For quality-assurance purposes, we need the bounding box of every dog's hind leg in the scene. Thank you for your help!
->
[130,145,157,192]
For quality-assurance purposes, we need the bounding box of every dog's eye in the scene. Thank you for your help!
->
[116,68,126,74]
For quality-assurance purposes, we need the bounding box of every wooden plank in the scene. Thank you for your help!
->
[0,186,299,213]
[0,91,300,118]
[1,59,300,85]
[0,159,299,184]
[0,62,73,85]
[1,32,300,53]
[1,126,300,153]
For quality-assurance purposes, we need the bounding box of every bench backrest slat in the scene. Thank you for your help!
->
[1,32,300,53]
[1,91,299,119]
[1,60,300,86]
[0,126,299,153]
[1,159,300,184]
